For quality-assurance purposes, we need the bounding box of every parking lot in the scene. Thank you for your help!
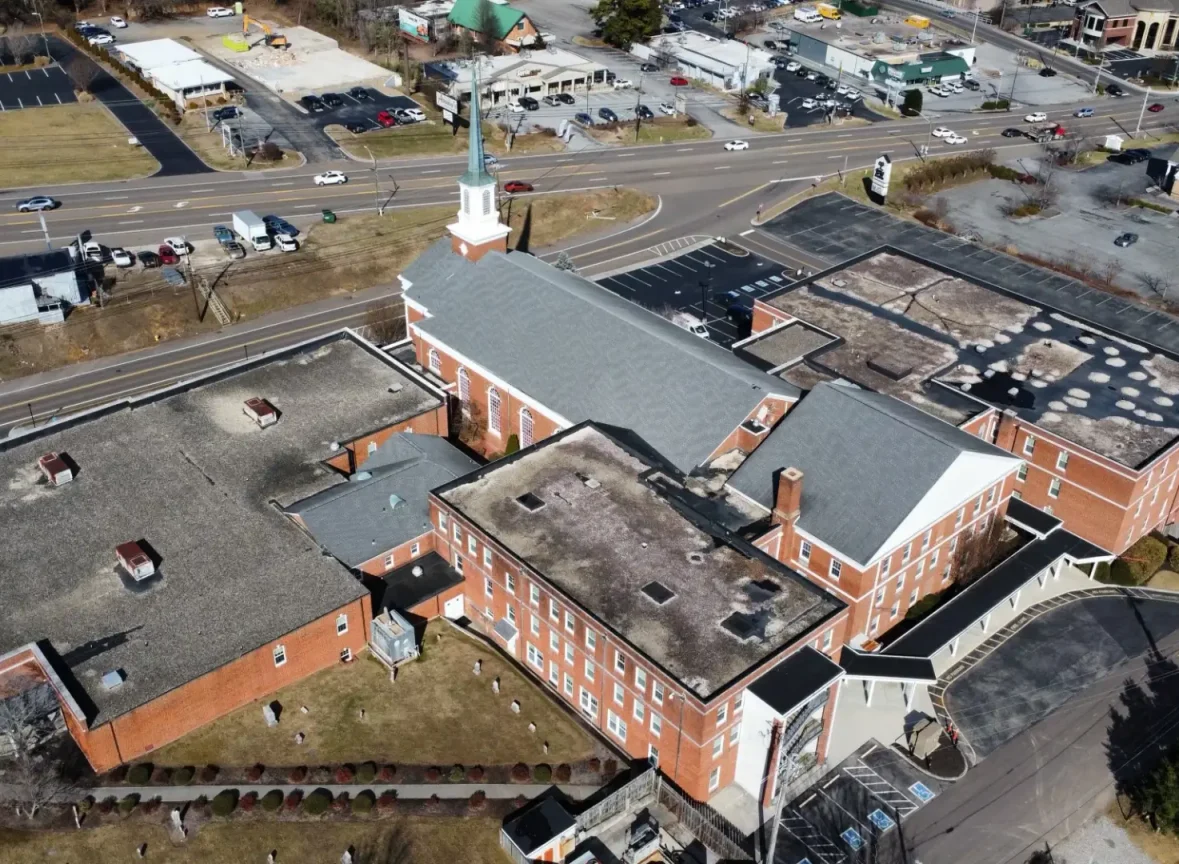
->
[497,86,684,135]
[0,64,77,111]
[596,242,798,347]
[770,65,885,128]
[776,741,946,864]
[303,88,419,131]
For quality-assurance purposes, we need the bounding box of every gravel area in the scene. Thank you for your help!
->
[1053,815,1155,864]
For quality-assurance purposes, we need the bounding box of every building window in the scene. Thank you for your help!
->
[336,614,349,635]
[564,674,574,696]
[468,535,477,555]
[881,556,890,578]
[530,615,540,637]
[410,541,420,557]
[870,615,880,635]
[950,536,959,552]
[585,628,597,651]
[585,660,595,682]
[734,693,743,713]
[273,645,287,667]
[507,604,516,625]
[1017,463,1028,482]
[615,651,626,675]
[614,682,624,704]
[709,766,720,792]
[550,632,559,653]
[453,553,464,574]
[488,387,502,435]
[1013,490,1023,500]
[800,540,811,562]
[607,710,627,742]
[565,643,574,665]
[930,549,938,567]
[579,688,599,719]
[649,744,660,766]
[730,723,741,745]
[453,524,461,543]
[485,577,494,598]
[565,611,575,634]
[902,544,911,564]
[520,408,535,447]
[875,587,885,607]
[956,507,964,526]
[712,737,724,758]
[974,496,982,515]
[822,629,833,651]
[482,187,492,216]
[439,511,448,532]
[916,559,924,577]
[366,440,378,456]
[922,530,931,551]
[1049,477,1061,498]
[341,647,352,663]
[717,703,728,725]
[651,713,662,736]
[383,553,395,570]
[457,367,470,407]
[890,602,899,619]
[910,588,918,606]
[829,559,842,579]
[896,572,905,590]
[527,644,543,669]
[549,598,559,622]
[1024,434,1036,456]
[635,667,647,692]
[506,572,516,594]
[428,347,442,374]
[635,700,646,722]
[529,583,540,607]
[550,661,559,686]
[653,681,665,705]
[483,547,492,569]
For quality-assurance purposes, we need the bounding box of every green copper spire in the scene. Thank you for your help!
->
[460,64,495,187]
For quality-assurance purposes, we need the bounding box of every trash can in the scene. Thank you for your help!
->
[322,209,337,224]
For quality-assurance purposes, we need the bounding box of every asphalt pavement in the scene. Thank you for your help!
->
[0,64,77,111]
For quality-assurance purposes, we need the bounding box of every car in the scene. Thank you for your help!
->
[74,20,93,30]
[670,76,689,86]
[212,106,239,121]
[613,79,634,89]
[543,94,560,107]
[392,108,420,123]
[950,82,964,93]
[727,299,753,324]
[945,133,967,145]
[109,15,127,27]
[1126,147,1151,159]
[806,71,817,81]
[1038,67,1057,77]
[786,61,801,72]
[138,250,161,269]
[274,233,299,252]
[836,84,850,95]
[157,245,179,266]
[321,93,344,108]
[935,86,950,97]
[823,79,838,92]
[349,86,371,101]
[508,99,526,113]
[1109,148,1150,164]
[801,97,818,109]
[640,63,659,72]
[223,241,246,260]
[300,95,326,112]
[636,104,654,119]
[263,215,297,237]
[765,39,778,49]
[703,10,717,20]
[518,96,539,111]
[1107,84,1125,96]
[575,111,594,125]
[1001,127,1025,137]
[724,139,750,151]
[88,32,114,45]
[1149,102,1165,113]
[314,170,348,186]
[658,102,676,115]
[555,92,575,105]
[794,67,808,78]
[504,180,535,193]
[483,153,499,166]
[344,121,368,134]
[111,248,134,267]
[376,110,397,127]
[927,85,943,97]
[1074,107,1094,118]
[1114,232,1138,247]
[207,6,234,16]
[1024,112,1048,123]
[213,225,233,245]
[932,126,951,138]
[598,107,618,122]
[16,196,57,212]
[163,236,189,255]
[845,91,862,103]
[814,73,828,85]
[77,240,102,263]
[964,79,981,91]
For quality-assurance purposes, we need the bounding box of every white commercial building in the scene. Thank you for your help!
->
[435,48,608,105]
[116,39,235,108]
[641,32,775,91]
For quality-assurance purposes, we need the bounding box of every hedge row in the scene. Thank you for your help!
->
[60,28,182,124]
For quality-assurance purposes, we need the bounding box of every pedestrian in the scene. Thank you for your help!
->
[756,203,763,218]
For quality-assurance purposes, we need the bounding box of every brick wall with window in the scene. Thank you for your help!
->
[354,530,434,577]
[323,405,450,475]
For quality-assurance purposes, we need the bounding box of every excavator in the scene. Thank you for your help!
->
[242,15,289,50]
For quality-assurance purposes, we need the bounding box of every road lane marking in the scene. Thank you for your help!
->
[714,166,730,170]
[104,196,128,200]
[677,147,694,151]
[773,160,789,164]
[118,220,144,225]
[189,189,215,193]
[420,169,442,174]
[653,171,671,176]
[271,182,294,187]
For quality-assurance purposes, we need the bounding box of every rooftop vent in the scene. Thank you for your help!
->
[243,397,278,428]
[351,471,373,483]
[37,452,73,486]
[641,581,676,605]
[115,541,155,581]
[686,551,705,565]
[101,669,125,691]
[867,354,913,381]
[412,565,424,578]
[388,494,406,510]
[515,492,546,512]
[575,471,601,489]
[389,382,404,394]
[721,612,757,641]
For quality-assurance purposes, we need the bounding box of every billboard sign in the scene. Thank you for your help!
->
[870,154,892,198]
[436,91,459,113]
[398,8,430,41]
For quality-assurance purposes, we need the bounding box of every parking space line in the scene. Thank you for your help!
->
[36,96,42,106]
[819,787,872,838]
[843,763,919,818]
[677,147,694,151]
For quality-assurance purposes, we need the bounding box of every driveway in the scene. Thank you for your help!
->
[49,36,211,176]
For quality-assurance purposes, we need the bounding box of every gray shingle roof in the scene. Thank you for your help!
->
[287,433,477,568]
[403,242,796,472]
[728,382,1011,564]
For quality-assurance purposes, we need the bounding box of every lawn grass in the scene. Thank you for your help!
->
[502,186,656,251]
[0,816,511,864]
[721,107,785,134]
[1107,803,1177,863]
[0,103,159,185]
[177,112,296,171]
[586,117,713,146]
[149,621,599,767]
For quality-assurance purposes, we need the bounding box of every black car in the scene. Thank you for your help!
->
[598,107,618,122]
[300,95,326,112]
[138,251,161,269]
[1109,149,1150,164]
[636,104,654,119]
[1114,232,1138,247]
[640,63,658,72]
[349,86,371,100]
[212,106,239,121]
[765,39,777,48]
[1001,127,1025,137]
[668,12,682,21]
[823,79,838,91]
[575,112,594,125]
[1038,67,1057,77]
[1107,83,1125,96]
[814,73,829,85]
[321,92,344,108]
[964,79,980,90]
[795,66,808,77]
[344,121,368,134]
[703,10,716,20]
[263,215,298,237]
[519,96,539,110]
[555,92,576,105]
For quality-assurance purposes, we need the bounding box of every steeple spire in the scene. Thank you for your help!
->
[447,59,510,262]
[460,64,495,187]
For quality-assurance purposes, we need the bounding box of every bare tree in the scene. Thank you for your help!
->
[952,519,1006,586]
[1139,272,1173,299]
[63,55,98,94]
[0,671,71,819]
[7,29,36,66]
[363,303,406,345]
[475,0,500,55]
[1094,181,1131,208]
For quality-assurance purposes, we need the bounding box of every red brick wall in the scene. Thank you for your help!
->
[72,596,371,772]
[751,301,792,336]
[324,405,450,474]
[408,582,466,620]
[356,531,435,577]
[708,396,795,462]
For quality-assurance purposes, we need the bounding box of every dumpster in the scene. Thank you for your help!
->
[322,209,337,223]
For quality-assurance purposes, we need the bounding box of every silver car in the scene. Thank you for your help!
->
[17,196,57,213]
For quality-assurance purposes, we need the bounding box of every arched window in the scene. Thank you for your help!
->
[488,387,502,435]
[457,366,470,410]
[428,347,441,375]
[482,188,492,216]
[520,407,534,447]
[462,188,470,216]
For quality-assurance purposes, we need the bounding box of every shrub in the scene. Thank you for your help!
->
[377,791,398,811]
[199,765,219,783]
[78,796,94,814]
[118,794,140,816]
[511,763,530,782]
[211,790,239,817]
[448,764,465,782]
[505,433,520,455]
[587,757,601,772]
[466,765,485,782]
[303,789,331,815]
[240,792,258,812]
[356,762,377,783]
[603,759,618,779]
[1118,534,1168,585]
[988,164,1021,182]
[555,764,572,782]
[109,765,128,783]
[514,795,529,808]
[906,591,943,620]
[352,790,375,814]
[332,792,350,812]
[127,763,152,785]
[1168,543,1179,573]
[533,764,552,782]
[173,767,195,785]
[261,790,284,812]
[195,794,210,811]
[97,796,116,815]
[980,98,1011,110]
[142,797,161,815]
[151,766,172,784]
[245,764,264,783]
[469,790,487,810]
[335,765,355,783]
[284,790,303,811]
[288,766,308,783]
[425,766,442,782]
[379,764,397,782]
[425,793,442,811]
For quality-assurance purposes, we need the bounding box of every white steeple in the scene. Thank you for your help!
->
[448,63,510,261]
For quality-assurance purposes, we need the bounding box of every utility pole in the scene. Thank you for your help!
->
[970,7,981,44]
[1136,85,1151,134]
[202,70,211,132]
[633,72,643,142]
[364,145,384,215]
[1093,61,1102,93]
[1009,58,1021,104]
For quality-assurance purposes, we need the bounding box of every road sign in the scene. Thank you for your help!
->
[436,92,459,114]
[870,153,892,198]
[442,109,454,123]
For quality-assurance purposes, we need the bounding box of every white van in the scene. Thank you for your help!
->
[673,312,710,339]
[794,7,822,22]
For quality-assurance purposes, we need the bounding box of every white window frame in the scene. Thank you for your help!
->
[712,737,724,758]
[709,766,720,792]
[1049,477,1061,499]
[615,651,626,675]
[383,553,395,570]
[585,628,597,651]
[607,710,627,742]
[635,667,647,692]
[565,643,574,665]
[506,572,516,594]
[428,347,442,374]
[880,556,891,578]
[822,629,833,651]
[717,703,728,726]
[487,386,503,436]
[1017,463,1028,482]
[579,688,599,719]
[439,511,448,532]
[273,645,286,667]
[527,643,543,670]
[529,584,540,607]
[729,723,741,746]
[1023,434,1036,456]
[483,547,492,569]
[485,577,494,598]
[336,614,348,635]
[653,681,665,706]
[564,674,574,696]
[549,598,559,623]
[457,366,471,407]
[651,713,663,736]
[565,610,575,634]
[800,540,812,563]
[550,632,559,653]
[585,659,595,682]
[734,693,743,714]
[468,535,477,555]
[409,542,420,557]
[614,682,625,705]
[549,661,559,686]
[634,700,646,722]
[829,559,842,579]
[530,615,540,637]
[520,407,535,447]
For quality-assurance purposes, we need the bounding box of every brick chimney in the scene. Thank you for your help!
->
[772,467,804,527]
[994,409,1021,453]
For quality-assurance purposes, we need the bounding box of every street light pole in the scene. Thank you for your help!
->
[1136,85,1151,134]
[970,8,981,44]
[364,145,384,215]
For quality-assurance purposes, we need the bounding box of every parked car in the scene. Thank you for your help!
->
[964,79,980,90]
[1024,111,1048,123]
[508,99,526,113]
[598,107,618,122]
[1108,148,1150,164]
[88,32,114,45]
[658,102,676,115]
[138,250,161,268]
[613,79,634,90]
[724,139,750,151]
[349,86,371,100]
[300,95,326,112]
[314,170,348,186]
[555,92,576,105]
[543,94,560,107]
[376,110,397,127]
[1074,107,1094,118]
[344,121,368,133]
[575,112,594,125]
[801,97,817,110]
[1149,102,1166,113]
[670,76,689,86]
[504,180,534,193]
[207,6,234,16]
[394,107,424,123]
[163,236,190,255]
[157,245,179,265]
[1114,232,1138,247]
[274,233,299,252]
[263,215,297,237]
[1106,83,1125,96]
[111,248,133,267]
[223,241,246,260]
[640,63,658,72]
[212,106,239,121]
[321,93,344,108]
[16,196,57,212]
[636,104,654,119]
[213,225,234,246]
[518,96,539,111]
[109,15,127,27]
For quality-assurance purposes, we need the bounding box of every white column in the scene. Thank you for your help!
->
[864,679,876,706]
[949,637,960,657]
[1053,559,1064,580]
[903,683,915,711]
[1010,589,1021,611]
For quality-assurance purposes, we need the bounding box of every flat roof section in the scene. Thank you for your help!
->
[737,322,836,372]
[0,331,442,726]
[374,551,465,613]
[763,248,1179,467]
[748,646,844,716]
[438,424,843,699]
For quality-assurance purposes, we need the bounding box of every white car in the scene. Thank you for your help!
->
[274,233,299,252]
[932,127,951,138]
[314,170,347,186]
[724,139,750,151]
[109,15,127,27]
[1025,112,1048,123]
[88,32,114,45]
[801,97,818,110]
[163,236,190,255]
[401,107,426,122]
[507,100,526,113]
[935,87,950,97]
[945,133,967,145]
[111,248,133,267]
[658,102,676,116]
[612,79,634,90]
[836,84,850,95]
[786,61,801,72]
[206,6,234,16]
[951,82,964,93]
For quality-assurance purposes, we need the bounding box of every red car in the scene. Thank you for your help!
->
[1149,102,1165,113]
[503,180,534,193]
[157,245,179,265]
[670,76,689,86]
[376,110,397,127]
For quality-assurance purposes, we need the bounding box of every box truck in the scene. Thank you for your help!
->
[233,210,272,252]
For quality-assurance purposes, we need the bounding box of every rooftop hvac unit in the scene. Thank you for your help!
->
[115,541,155,581]
[243,397,278,428]
[37,452,74,486]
